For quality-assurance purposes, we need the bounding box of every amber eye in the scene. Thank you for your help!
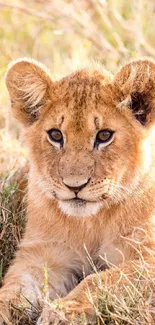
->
[95,129,114,148]
[47,129,63,145]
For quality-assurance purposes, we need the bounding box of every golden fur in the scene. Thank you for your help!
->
[1,57,155,324]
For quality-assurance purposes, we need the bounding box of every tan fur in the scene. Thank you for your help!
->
[1,58,155,324]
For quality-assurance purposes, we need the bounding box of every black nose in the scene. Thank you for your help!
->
[63,180,89,193]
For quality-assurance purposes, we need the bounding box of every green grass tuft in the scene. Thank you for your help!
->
[0,172,27,283]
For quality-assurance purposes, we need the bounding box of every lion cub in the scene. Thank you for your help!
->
[0,58,155,324]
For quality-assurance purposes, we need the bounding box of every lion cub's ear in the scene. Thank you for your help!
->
[5,58,53,125]
[113,58,155,126]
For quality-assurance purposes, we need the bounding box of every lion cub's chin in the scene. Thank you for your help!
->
[58,199,103,217]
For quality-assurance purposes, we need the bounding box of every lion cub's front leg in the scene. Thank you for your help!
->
[37,272,104,325]
[37,272,100,325]
[38,258,155,325]
[0,243,75,324]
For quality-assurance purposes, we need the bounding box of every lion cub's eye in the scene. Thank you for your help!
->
[47,129,63,147]
[95,129,114,149]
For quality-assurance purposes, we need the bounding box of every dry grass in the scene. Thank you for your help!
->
[96,266,155,324]
[1,0,155,323]
[0,170,27,283]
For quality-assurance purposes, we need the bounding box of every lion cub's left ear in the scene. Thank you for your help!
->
[113,58,155,126]
[5,58,53,126]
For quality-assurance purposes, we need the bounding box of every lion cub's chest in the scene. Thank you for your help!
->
[68,234,124,278]
[77,222,124,269]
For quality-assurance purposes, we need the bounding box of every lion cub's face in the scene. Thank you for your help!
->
[6,59,155,217]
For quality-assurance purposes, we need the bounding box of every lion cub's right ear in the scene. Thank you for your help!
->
[5,58,53,125]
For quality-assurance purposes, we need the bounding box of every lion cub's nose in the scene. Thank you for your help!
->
[63,178,89,193]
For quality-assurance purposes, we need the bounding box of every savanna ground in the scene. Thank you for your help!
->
[0,1,155,324]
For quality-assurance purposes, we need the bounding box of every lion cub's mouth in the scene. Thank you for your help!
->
[62,197,88,207]
[71,197,87,202]
[71,197,86,205]
[64,197,98,204]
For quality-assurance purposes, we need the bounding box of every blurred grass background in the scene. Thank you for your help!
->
[1,0,155,175]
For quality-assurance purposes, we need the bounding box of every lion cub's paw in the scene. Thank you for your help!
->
[37,305,84,325]
[0,317,4,325]
[0,304,11,325]
[37,306,69,325]
[0,314,10,325]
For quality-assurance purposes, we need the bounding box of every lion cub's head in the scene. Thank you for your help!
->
[5,58,155,217]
